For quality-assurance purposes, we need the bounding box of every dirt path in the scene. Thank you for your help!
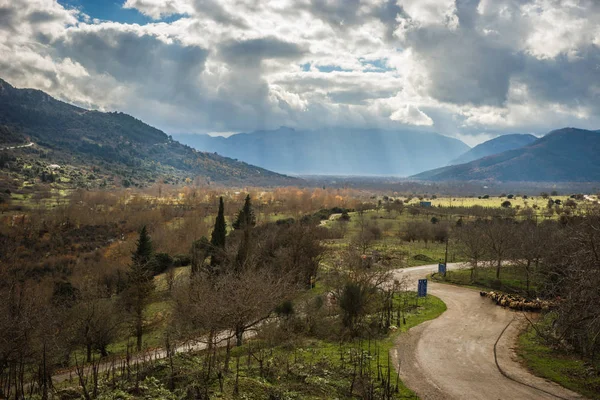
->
[50,330,255,386]
[390,263,584,400]
[0,142,34,150]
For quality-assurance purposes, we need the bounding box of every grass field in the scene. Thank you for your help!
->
[415,195,573,210]
[321,209,464,268]
[517,325,600,399]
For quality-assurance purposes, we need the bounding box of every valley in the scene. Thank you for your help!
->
[2,1,600,397]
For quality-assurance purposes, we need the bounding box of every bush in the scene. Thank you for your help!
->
[173,254,191,267]
[274,300,295,317]
[340,282,365,329]
[276,217,295,226]
[153,252,173,275]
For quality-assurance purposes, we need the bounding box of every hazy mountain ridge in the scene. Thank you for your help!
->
[0,78,296,186]
[175,127,470,176]
[450,133,538,165]
[412,128,600,182]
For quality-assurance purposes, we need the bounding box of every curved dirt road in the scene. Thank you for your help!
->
[391,263,584,400]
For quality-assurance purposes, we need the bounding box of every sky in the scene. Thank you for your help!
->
[1,0,599,145]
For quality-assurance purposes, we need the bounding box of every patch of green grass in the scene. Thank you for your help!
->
[431,265,537,296]
[238,293,446,398]
[517,326,600,399]
[425,196,575,215]
[91,294,445,399]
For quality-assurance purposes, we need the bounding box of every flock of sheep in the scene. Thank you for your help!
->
[480,291,555,312]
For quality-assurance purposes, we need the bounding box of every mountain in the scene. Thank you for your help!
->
[412,128,600,182]
[450,133,537,165]
[0,78,296,187]
[174,128,469,176]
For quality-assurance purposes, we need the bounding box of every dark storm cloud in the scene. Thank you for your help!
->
[192,0,248,28]
[219,37,307,67]
[407,25,524,106]
[0,7,16,31]
[520,46,600,111]
[55,27,208,102]
[328,89,397,105]
[27,10,64,24]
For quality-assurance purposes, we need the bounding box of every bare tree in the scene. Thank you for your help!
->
[512,221,548,295]
[67,279,122,362]
[174,268,294,347]
[454,222,487,281]
[481,219,516,279]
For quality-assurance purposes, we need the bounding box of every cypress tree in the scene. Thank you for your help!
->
[210,197,227,268]
[234,195,255,270]
[132,225,153,270]
[126,225,155,351]
[233,195,256,230]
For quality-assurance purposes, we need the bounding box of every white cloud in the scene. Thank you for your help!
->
[399,0,458,28]
[390,105,434,126]
[522,0,600,60]
[0,0,599,140]
[123,0,193,19]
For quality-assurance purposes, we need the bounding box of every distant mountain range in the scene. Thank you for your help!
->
[450,133,538,165]
[413,128,600,182]
[3,78,596,185]
[174,128,469,176]
[0,78,295,187]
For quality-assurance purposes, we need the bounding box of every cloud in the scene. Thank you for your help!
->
[123,0,193,19]
[390,105,434,126]
[0,0,598,143]
[219,37,307,67]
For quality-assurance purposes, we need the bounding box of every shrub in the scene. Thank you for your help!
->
[153,252,173,275]
[173,254,191,267]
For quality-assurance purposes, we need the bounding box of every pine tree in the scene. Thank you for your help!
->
[124,225,155,351]
[132,225,153,271]
[210,197,227,269]
[234,195,255,270]
[233,195,256,230]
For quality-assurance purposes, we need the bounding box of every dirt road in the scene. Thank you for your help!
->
[391,263,584,400]
[0,142,34,150]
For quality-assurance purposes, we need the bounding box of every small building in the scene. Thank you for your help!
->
[420,201,432,208]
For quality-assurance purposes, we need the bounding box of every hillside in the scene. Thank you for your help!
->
[0,78,295,187]
[450,133,537,165]
[175,127,469,176]
[412,128,600,182]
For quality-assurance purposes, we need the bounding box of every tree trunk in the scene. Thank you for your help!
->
[235,326,244,347]
[496,259,501,279]
[136,314,143,352]
[526,259,531,296]
[86,343,92,363]
[224,338,231,372]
